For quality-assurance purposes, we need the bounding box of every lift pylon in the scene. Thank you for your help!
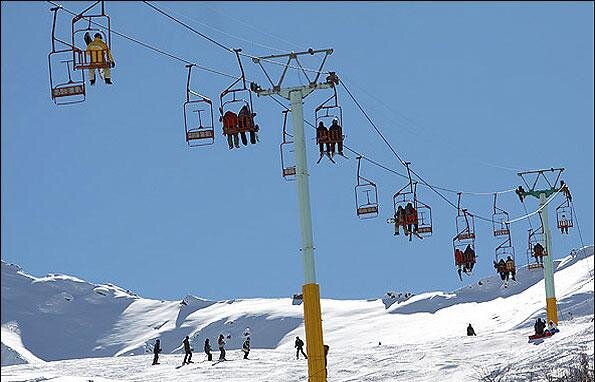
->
[517,167,565,324]
[251,48,336,382]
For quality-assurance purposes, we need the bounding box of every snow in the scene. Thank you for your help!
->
[1,247,593,381]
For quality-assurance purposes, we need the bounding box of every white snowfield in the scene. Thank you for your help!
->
[1,247,593,381]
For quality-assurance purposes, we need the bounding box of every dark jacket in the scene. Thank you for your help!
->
[204,339,211,353]
[467,325,476,336]
[153,341,161,355]
[295,338,304,348]
[183,337,191,352]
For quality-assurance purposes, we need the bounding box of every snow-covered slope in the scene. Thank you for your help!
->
[1,247,593,381]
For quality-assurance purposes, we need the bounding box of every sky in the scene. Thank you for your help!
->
[1,1,593,301]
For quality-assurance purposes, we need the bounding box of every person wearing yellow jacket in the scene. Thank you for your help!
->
[84,32,115,85]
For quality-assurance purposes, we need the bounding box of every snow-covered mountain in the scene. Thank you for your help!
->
[1,246,593,381]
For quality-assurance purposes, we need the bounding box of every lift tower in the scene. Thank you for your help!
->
[251,48,337,382]
[517,167,565,324]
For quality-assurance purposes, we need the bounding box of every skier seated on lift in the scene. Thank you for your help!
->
[505,256,516,281]
[84,32,115,86]
[393,205,407,236]
[533,243,545,264]
[455,249,464,281]
[463,244,476,273]
[328,118,344,157]
[223,110,240,149]
[404,202,418,241]
[515,186,526,203]
[494,259,507,281]
[316,121,330,160]
[559,214,570,234]
[238,105,258,146]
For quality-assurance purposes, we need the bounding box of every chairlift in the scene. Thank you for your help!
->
[219,49,258,140]
[48,7,86,105]
[183,64,215,146]
[71,1,112,71]
[314,85,344,159]
[492,193,510,237]
[453,193,476,272]
[555,198,573,234]
[387,162,432,238]
[527,217,547,270]
[279,110,296,180]
[354,156,378,219]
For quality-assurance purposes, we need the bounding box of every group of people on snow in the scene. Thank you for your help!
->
[493,256,516,282]
[393,203,419,241]
[455,244,476,281]
[534,318,558,337]
[316,119,344,160]
[222,105,259,149]
[151,328,252,366]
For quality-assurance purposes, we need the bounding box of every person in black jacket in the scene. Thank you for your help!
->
[295,336,307,360]
[218,334,227,361]
[204,338,212,361]
[152,339,162,365]
[182,335,193,365]
[467,323,477,336]
[316,122,329,160]
[534,318,546,335]
[328,119,343,157]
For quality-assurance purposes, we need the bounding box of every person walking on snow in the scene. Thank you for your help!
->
[182,335,193,365]
[242,333,251,359]
[295,336,307,359]
[204,338,212,361]
[218,334,227,361]
[152,339,162,365]
[467,323,477,336]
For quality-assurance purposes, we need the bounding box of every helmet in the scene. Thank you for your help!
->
[332,118,338,124]
[94,33,102,39]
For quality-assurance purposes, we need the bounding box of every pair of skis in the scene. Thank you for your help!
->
[316,152,348,164]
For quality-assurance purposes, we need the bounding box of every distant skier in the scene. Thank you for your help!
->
[218,334,227,361]
[182,335,193,365]
[545,320,559,335]
[467,323,477,336]
[324,344,330,379]
[242,332,251,359]
[295,336,307,359]
[204,338,212,361]
[534,318,545,336]
[152,339,162,365]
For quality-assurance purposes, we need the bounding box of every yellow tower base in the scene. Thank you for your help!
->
[546,297,558,325]
[303,283,326,382]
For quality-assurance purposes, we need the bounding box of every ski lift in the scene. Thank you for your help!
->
[354,156,378,219]
[492,193,510,237]
[280,110,296,180]
[387,162,432,238]
[314,85,344,160]
[555,198,573,233]
[48,7,86,105]
[219,49,258,139]
[71,1,112,71]
[183,64,215,146]
[453,193,476,271]
[527,216,547,270]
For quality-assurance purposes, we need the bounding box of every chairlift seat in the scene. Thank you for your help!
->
[52,84,85,99]
[187,129,215,141]
[283,166,296,178]
[357,206,378,216]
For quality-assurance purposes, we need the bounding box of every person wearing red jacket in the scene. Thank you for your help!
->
[223,111,239,149]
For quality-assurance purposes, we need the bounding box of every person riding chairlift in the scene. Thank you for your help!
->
[238,105,258,146]
[316,121,330,160]
[455,248,464,281]
[533,243,545,265]
[404,202,418,241]
[84,32,115,86]
[505,256,516,281]
[328,118,343,157]
[393,205,407,236]
[223,110,240,149]
[494,259,507,281]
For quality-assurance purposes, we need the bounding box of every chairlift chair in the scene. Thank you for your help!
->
[279,110,296,180]
[48,7,86,105]
[527,226,547,270]
[492,194,510,237]
[183,64,215,146]
[219,49,257,138]
[71,1,112,71]
[314,86,344,152]
[354,156,378,219]
[556,199,573,233]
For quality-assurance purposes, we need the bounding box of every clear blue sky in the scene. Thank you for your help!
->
[2,1,593,301]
